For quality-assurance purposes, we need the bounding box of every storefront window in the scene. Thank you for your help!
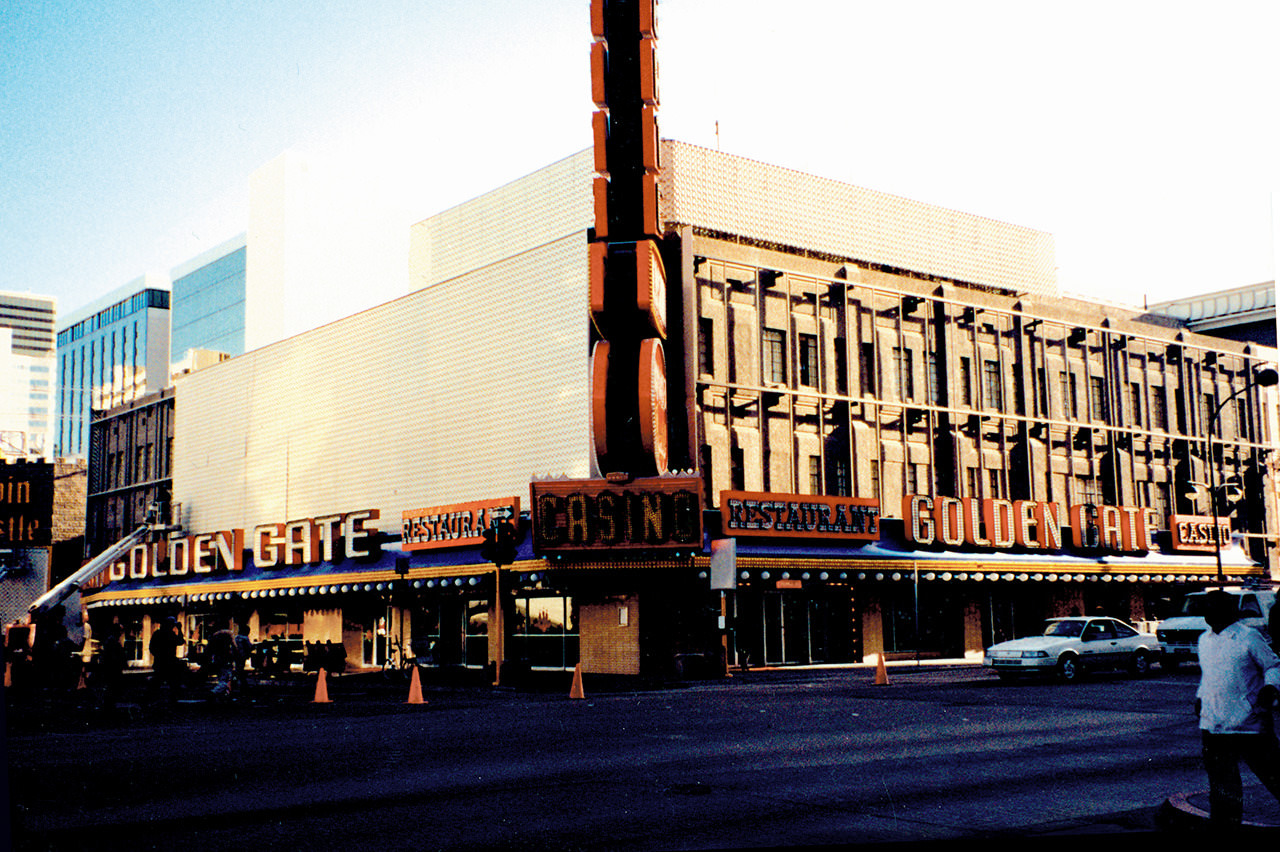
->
[121,617,144,664]
[410,602,442,664]
[464,600,489,669]
[259,610,305,670]
[510,595,579,670]
[185,613,215,659]
[882,585,967,658]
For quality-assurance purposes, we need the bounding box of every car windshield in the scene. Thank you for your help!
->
[1178,595,1212,616]
[1043,620,1085,637]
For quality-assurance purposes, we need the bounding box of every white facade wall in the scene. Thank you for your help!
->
[174,142,1062,532]
[175,166,592,533]
[410,150,595,290]
[661,142,1058,298]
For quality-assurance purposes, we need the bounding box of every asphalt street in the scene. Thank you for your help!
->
[5,662,1276,850]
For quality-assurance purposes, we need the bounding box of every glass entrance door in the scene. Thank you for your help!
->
[762,592,810,665]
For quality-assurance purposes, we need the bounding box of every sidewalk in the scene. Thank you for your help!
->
[1159,784,1280,831]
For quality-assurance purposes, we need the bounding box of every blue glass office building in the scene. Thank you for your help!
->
[55,277,171,459]
[169,235,247,365]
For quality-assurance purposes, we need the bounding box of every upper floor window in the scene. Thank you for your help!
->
[1061,371,1079,419]
[799,334,819,388]
[982,360,1002,411]
[698,317,714,376]
[1151,387,1168,431]
[763,329,786,384]
[833,455,850,497]
[928,353,941,405]
[1090,375,1109,422]
[860,342,876,395]
[959,357,973,407]
[833,338,848,394]
[893,346,914,400]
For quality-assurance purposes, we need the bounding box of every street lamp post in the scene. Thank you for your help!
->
[1206,365,1278,586]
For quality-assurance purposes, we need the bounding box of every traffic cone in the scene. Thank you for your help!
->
[406,666,426,705]
[874,652,889,686]
[76,665,88,690]
[569,662,585,699]
[313,668,331,703]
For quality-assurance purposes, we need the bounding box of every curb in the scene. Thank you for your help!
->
[1157,789,1280,832]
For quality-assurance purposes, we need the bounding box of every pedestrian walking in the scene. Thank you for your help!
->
[146,617,186,699]
[30,607,70,690]
[1196,589,1280,828]
[207,626,237,700]
[96,623,128,710]
[233,625,253,695]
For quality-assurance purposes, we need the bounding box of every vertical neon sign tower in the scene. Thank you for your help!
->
[588,0,669,477]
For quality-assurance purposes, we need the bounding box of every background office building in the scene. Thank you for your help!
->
[83,143,1280,678]
[169,235,247,366]
[54,276,171,460]
[0,291,56,459]
[84,387,174,558]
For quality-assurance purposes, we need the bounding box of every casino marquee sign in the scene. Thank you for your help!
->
[531,476,703,554]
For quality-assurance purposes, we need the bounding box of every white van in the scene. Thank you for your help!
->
[1156,587,1277,667]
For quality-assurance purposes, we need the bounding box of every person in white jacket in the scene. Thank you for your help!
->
[1196,589,1280,827]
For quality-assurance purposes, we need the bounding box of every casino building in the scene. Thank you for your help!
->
[78,0,1279,677]
[78,139,1279,677]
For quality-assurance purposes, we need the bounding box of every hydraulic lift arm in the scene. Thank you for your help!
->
[28,503,170,618]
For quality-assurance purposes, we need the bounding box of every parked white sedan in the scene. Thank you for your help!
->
[983,616,1161,682]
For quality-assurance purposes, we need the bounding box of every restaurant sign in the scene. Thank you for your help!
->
[401,497,520,552]
[1168,514,1233,553]
[531,476,703,553]
[720,491,880,541]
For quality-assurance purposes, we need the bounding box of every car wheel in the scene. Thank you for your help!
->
[1056,654,1081,683]
[1129,650,1151,677]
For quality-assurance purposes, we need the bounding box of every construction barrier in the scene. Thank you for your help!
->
[569,662,585,699]
[407,666,426,705]
[313,668,331,703]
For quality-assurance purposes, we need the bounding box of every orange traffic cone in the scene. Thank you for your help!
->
[874,652,889,686]
[569,662,585,699]
[407,666,426,705]
[313,668,331,703]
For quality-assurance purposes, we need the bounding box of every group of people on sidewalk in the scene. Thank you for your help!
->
[4,611,260,708]
[145,617,253,702]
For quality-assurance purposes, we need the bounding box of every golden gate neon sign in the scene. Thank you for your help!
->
[902,495,1156,553]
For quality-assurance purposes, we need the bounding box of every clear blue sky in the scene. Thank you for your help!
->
[3,0,1277,319]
